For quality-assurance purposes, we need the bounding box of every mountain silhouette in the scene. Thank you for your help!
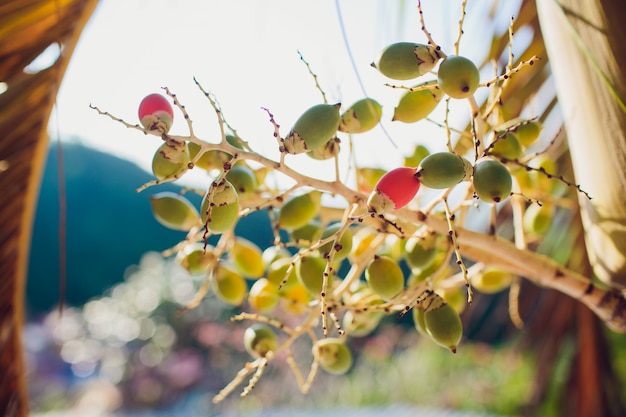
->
[26,141,272,314]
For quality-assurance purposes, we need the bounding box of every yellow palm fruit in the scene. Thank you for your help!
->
[243,324,277,358]
[392,81,443,123]
[278,190,322,230]
[213,262,247,306]
[230,237,265,278]
[150,191,200,231]
[313,338,353,375]
[152,141,190,180]
[338,98,382,133]
[248,278,280,313]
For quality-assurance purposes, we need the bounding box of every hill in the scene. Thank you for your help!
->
[26,142,272,313]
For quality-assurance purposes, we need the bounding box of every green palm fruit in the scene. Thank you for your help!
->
[373,42,441,80]
[471,267,516,294]
[392,81,444,123]
[338,98,382,133]
[188,141,231,171]
[176,242,216,275]
[150,191,200,231]
[523,202,555,235]
[343,286,385,337]
[528,154,558,192]
[291,220,323,245]
[497,118,543,147]
[306,137,340,160]
[437,55,480,99]
[314,338,353,375]
[365,255,404,300]
[412,306,427,335]
[424,301,463,353]
[201,179,240,234]
[490,132,523,160]
[152,141,190,180]
[318,223,353,261]
[278,190,322,230]
[284,103,341,154]
[266,257,299,289]
[230,237,265,278]
[243,324,278,358]
[437,287,467,315]
[261,246,291,266]
[225,163,258,197]
[404,234,439,270]
[296,255,330,295]
[404,145,430,167]
[213,262,247,306]
[416,152,472,189]
[472,158,512,203]
[225,133,246,149]
[248,278,280,313]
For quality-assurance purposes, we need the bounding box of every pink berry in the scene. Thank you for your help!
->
[138,93,174,134]
[367,167,421,213]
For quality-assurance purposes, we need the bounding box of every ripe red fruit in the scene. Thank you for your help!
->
[138,93,174,134]
[367,167,421,213]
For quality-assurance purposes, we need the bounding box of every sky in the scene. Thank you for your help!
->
[47,0,521,188]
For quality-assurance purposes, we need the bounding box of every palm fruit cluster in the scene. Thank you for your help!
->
[99,7,567,401]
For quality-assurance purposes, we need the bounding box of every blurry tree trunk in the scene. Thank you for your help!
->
[536,0,626,286]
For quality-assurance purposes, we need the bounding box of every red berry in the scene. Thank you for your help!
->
[367,167,421,213]
[138,93,174,134]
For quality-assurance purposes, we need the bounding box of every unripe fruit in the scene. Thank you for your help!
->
[343,309,384,338]
[314,338,353,375]
[176,243,216,275]
[498,118,543,147]
[280,282,312,314]
[373,42,440,80]
[188,142,231,172]
[515,120,543,146]
[318,223,353,261]
[307,137,340,160]
[404,145,430,167]
[201,179,240,234]
[152,142,190,180]
[278,191,322,230]
[472,158,512,203]
[356,167,387,193]
[437,286,467,315]
[138,93,174,134]
[471,267,516,294]
[213,262,247,306]
[244,324,277,358]
[248,278,280,313]
[365,255,404,300]
[261,246,291,266]
[490,132,522,160]
[412,306,427,335]
[338,98,382,133]
[437,55,480,99]
[150,192,200,231]
[424,302,463,353]
[225,134,245,149]
[392,81,444,123]
[404,234,438,270]
[230,237,265,278]
[296,255,329,295]
[367,167,421,213]
[528,154,558,192]
[225,164,258,197]
[291,220,323,245]
[266,257,298,289]
[284,103,341,154]
[416,152,472,189]
[523,203,555,235]
[351,227,378,258]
